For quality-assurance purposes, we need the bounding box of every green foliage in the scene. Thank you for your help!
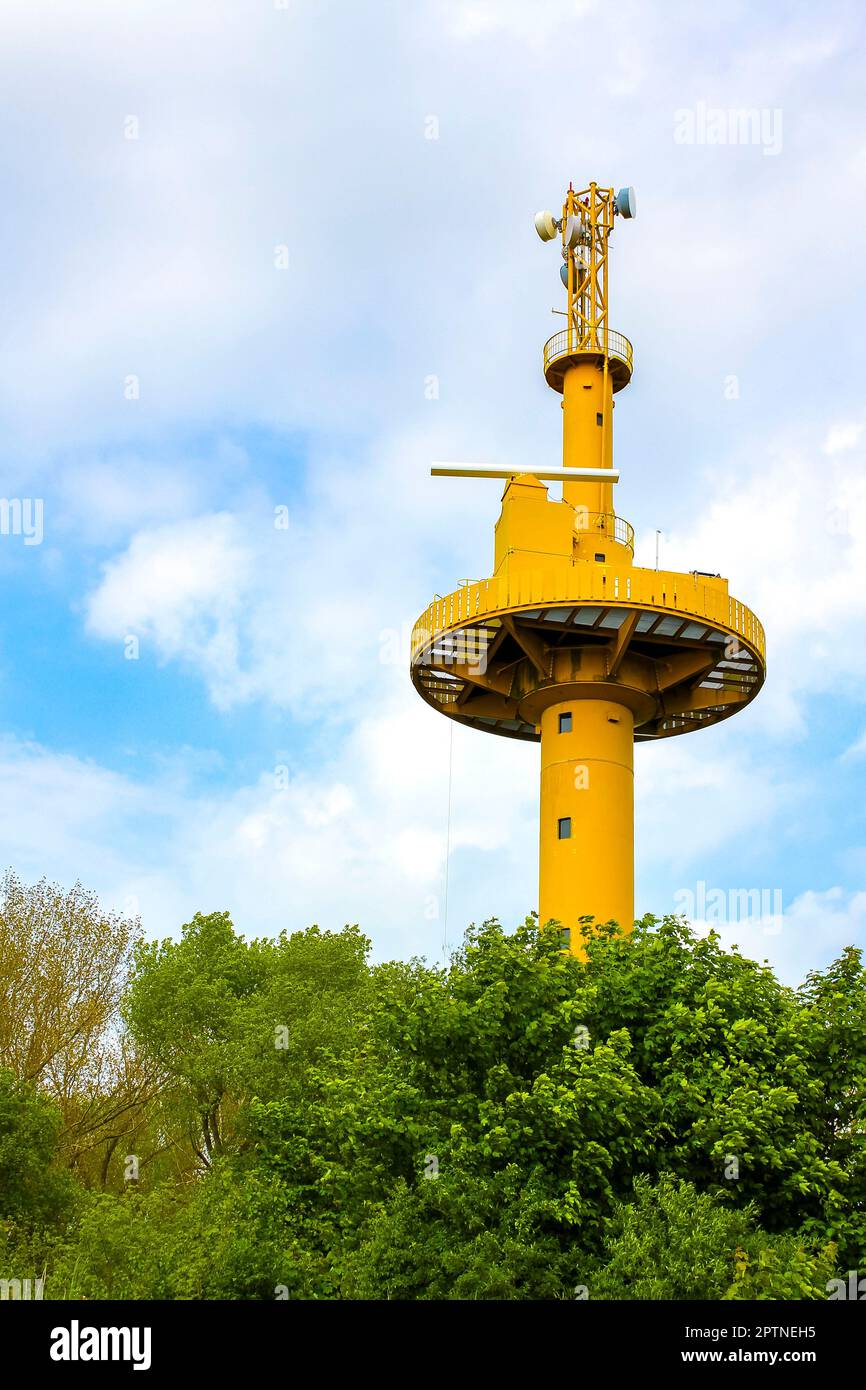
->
[574,916,865,1259]
[723,1238,839,1301]
[122,913,370,1169]
[2,905,864,1300]
[45,1168,330,1301]
[0,1070,73,1227]
[590,1174,835,1300]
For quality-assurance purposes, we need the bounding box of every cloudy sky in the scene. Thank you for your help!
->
[0,0,864,984]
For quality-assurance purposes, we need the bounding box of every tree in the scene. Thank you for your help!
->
[123,912,371,1173]
[575,916,866,1266]
[0,1070,73,1227]
[246,915,861,1297]
[589,1174,837,1300]
[3,899,862,1300]
[0,871,151,1173]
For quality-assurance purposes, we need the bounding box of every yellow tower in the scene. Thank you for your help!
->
[410,181,765,952]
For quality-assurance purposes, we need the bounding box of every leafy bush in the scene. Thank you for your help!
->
[1,903,863,1300]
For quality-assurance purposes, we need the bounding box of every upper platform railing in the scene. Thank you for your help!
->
[543,327,633,392]
[577,511,634,552]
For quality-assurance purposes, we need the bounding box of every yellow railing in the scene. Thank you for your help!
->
[412,566,766,666]
[577,511,634,552]
[543,327,633,378]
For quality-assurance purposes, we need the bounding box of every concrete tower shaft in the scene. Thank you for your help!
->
[539,699,634,938]
[562,362,614,509]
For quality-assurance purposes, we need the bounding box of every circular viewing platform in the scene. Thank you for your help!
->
[543,328,633,393]
[411,565,765,745]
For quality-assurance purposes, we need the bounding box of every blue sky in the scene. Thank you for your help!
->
[0,0,865,984]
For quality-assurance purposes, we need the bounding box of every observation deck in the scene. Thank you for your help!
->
[411,563,765,744]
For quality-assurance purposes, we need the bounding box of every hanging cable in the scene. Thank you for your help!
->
[442,719,454,964]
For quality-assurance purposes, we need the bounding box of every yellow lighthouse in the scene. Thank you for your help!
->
[410,181,765,952]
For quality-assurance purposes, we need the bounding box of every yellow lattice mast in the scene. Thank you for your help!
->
[411,181,765,952]
[534,182,634,557]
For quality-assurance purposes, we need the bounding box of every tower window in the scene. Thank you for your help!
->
[558,817,572,839]
[596,412,603,426]
[560,928,571,947]
[558,711,572,733]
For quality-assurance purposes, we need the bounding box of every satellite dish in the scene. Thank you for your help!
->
[534,209,558,242]
[615,186,637,219]
[563,213,583,249]
[560,262,586,290]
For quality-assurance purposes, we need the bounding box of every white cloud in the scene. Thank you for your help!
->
[85,513,255,706]
[687,887,866,986]
[0,0,862,465]
[442,0,596,43]
[0,689,535,962]
[79,412,515,715]
[55,456,204,545]
[637,437,866,738]
[1,0,866,982]
[823,422,864,455]
[0,735,156,894]
[635,734,788,878]
[842,729,866,760]
[0,720,854,983]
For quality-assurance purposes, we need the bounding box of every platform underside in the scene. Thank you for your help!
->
[411,595,765,742]
[544,346,632,394]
